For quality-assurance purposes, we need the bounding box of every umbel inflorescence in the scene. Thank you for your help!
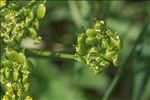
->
[75,20,121,74]
[0,1,46,100]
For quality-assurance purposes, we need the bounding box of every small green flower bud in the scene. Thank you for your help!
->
[2,95,8,100]
[94,21,105,31]
[86,37,97,45]
[37,3,46,19]
[17,89,22,97]
[86,29,96,36]
[29,10,34,21]
[99,60,110,68]
[25,96,32,100]
[33,19,39,29]
[18,52,26,64]
[34,36,41,44]
[3,39,16,46]
[0,0,6,7]
[24,83,29,91]
[13,69,18,81]
[4,67,10,79]
[23,74,28,83]
[77,34,86,46]
[88,47,98,53]
[12,94,16,99]
[28,28,37,39]
[113,55,120,67]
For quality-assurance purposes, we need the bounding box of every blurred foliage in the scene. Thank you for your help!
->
[1,1,150,100]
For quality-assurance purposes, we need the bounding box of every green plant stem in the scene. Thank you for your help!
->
[102,74,120,100]
[102,20,150,100]
[25,49,75,60]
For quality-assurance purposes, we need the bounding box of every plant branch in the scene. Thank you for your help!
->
[25,49,75,60]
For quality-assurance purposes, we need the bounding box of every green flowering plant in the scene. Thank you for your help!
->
[0,0,121,100]
[75,20,121,74]
[0,0,46,100]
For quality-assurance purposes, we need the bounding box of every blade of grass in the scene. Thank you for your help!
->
[68,1,83,28]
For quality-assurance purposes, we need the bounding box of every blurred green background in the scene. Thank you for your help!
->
[23,1,150,100]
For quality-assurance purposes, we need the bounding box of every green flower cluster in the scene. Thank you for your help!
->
[0,1,46,100]
[75,20,121,74]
